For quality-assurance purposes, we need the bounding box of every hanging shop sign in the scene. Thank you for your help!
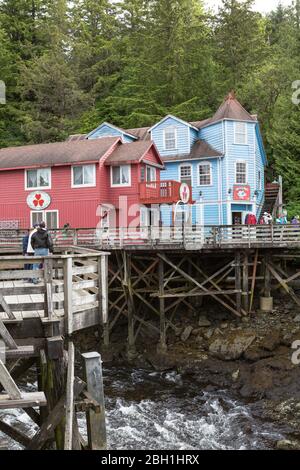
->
[179,183,191,204]
[233,185,251,201]
[26,191,51,211]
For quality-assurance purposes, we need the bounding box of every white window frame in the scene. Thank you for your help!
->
[235,160,248,184]
[30,210,59,229]
[234,122,248,145]
[25,168,51,190]
[163,127,177,151]
[110,165,131,187]
[146,165,156,182]
[71,164,96,188]
[179,164,192,185]
[197,162,212,186]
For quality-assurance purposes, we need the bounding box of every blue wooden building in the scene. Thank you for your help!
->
[71,92,267,226]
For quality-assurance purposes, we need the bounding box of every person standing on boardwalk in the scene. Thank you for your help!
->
[31,222,54,284]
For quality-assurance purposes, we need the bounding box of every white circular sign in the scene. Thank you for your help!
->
[27,191,51,211]
[179,183,190,204]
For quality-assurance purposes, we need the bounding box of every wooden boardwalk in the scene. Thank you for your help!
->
[1,224,300,252]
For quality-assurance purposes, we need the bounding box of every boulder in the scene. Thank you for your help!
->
[209,330,256,360]
[181,326,193,342]
[260,330,281,351]
[198,315,211,327]
[276,440,300,450]
[294,314,300,323]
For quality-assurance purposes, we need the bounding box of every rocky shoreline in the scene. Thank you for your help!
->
[74,297,300,450]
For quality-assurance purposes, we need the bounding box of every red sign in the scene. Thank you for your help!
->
[233,185,250,201]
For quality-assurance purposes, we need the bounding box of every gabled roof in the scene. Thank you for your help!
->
[87,122,138,140]
[125,127,151,141]
[163,140,223,162]
[0,137,120,170]
[148,114,199,133]
[67,134,87,142]
[209,92,257,125]
[105,141,164,168]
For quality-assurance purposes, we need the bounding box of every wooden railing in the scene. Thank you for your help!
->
[0,247,109,332]
[139,180,192,204]
[1,224,300,250]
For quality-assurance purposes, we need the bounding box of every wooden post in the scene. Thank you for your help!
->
[264,253,271,298]
[82,352,107,450]
[44,258,53,320]
[242,253,249,313]
[63,257,73,335]
[64,342,75,450]
[99,255,108,324]
[235,251,242,314]
[158,258,167,352]
[126,254,136,359]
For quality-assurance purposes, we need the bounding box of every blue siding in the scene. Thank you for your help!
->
[151,117,192,157]
[199,122,224,153]
[88,124,135,143]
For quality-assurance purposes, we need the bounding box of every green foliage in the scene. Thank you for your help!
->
[0,0,299,209]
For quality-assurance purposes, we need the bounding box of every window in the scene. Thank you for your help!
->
[164,127,177,151]
[198,163,212,186]
[180,165,192,186]
[30,210,59,229]
[234,122,247,145]
[72,164,96,187]
[236,162,247,184]
[111,165,131,186]
[146,166,156,182]
[26,168,51,190]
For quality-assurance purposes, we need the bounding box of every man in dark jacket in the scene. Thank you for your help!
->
[31,222,54,253]
[31,222,53,284]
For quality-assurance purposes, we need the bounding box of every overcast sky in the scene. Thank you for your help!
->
[206,0,293,13]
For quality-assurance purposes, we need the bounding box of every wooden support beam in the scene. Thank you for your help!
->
[249,249,259,313]
[44,258,54,319]
[0,293,15,320]
[27,377,84,450]
[0,419,31,448]
[0,318,18,350]
[158,258,166,352]
[267,261,300,307]
[242,253,249,313]
[64,342,75,450]
[63,257,73,335]
[82,352,107,450]
[160,255,241,317]
[235,252,242,314]
[0,359,22,400]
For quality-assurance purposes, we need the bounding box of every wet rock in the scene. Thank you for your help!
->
[276,439,300,450]
[181,326,193,342]
[220,322,228,329]
[260,330,281,352]
[244,346,274,361]
[209,330,256,360]
[198,315,211,327]
[204,328,214,340]
[294,314,300,323]
[232,369,240,381]
[239,367,273,398]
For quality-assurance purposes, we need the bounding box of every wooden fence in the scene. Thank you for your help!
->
[0,248,109,334]
[0,224,300,251]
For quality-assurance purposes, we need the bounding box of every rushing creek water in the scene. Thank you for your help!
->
[0,367,286,450]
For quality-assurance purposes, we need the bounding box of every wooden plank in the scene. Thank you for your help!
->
[64,342,75,450]
[0,270,44,281]
[152,289,242,298]
[0,419,31,448]
[0,318,18,350]
[0,359,22,399]
[0,391,46,410]
[72,265,98,275]
[249,249,259,313]
[0,293,15,319]
[63,257,73,335]
[100,255,108,324]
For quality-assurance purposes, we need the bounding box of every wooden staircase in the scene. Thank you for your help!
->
[261,183,281,218]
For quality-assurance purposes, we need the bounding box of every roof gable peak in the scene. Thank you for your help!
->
[149,115,199,132]
[87,121,138,140]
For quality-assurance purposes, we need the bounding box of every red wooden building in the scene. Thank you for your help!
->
[0,137,191,230]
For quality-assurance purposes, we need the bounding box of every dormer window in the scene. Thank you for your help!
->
[164,127,177,151]
[234,122,247,145]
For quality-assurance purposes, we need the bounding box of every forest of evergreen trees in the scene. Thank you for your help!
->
[0,0,299,212]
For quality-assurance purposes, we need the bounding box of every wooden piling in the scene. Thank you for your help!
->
[82,352,107,450]
[158,257,167,352]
